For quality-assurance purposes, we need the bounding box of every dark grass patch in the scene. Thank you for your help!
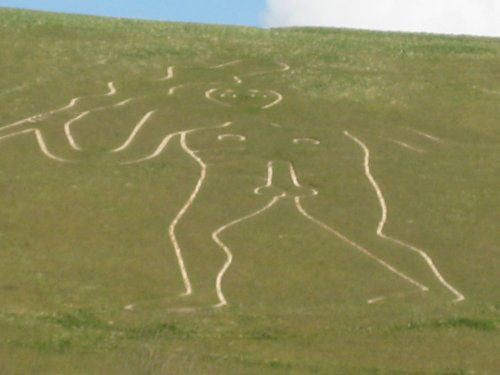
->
[9,337,73,354]
[36,309,195,339]
[396,318,498,332]
[1,308,196,353]
[124,322,195,340]
[37,309,108,330]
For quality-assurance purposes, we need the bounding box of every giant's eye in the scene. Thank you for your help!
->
[249,89,267,99]
[293,138,320,145]
[219,89,236,98]
[217,134,246,142]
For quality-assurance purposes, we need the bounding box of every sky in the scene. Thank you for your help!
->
[0,0,499,37]
[263,0,500,37]
[0,0,268,26]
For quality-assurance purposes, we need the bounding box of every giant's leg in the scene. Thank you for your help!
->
[343,130,464,302]
[168,170,281,308]
[289,131,464,303]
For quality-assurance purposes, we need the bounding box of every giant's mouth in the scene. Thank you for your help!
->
[204,88,283,109]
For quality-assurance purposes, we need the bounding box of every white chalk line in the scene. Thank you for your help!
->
[288,162,319,196]
[211,60,242,69]
[255,161,317,196]
[114,98,134,107]
[384,236,464,302]
[122,121,233,165]
[262,90,283,109]
[291,164,428,293]
[0,81,118,135]
[210,61,289,76]
[0,81,122,161]
[246,62,291,77]
[64,111,89,150]
[1,81,128,155]
[212,194,286,307]
[205,88,231,107]
[254,161,274,195]
[120,121,234,298]
[168,124,233,297]
[167,132,208,296]
[27,114,49,123]
[34,130,70,162]
[56,97,81,112]
[168,84,187,96]
[0,128,69,162]
[279,62,291,72]
[294,197,429,293]
[64,111,90,151]
[170,82,222,96]
[159,66,174,81]
[407,128,442,143]
[111,110,156,153]
[367,296,386,304]
[0,128,34,142]
[122,133,179,164]
[0,97,80,133]
[293,138,320,145]
[367,289,426,304]
[205,88,283,109]
[289,162,301,188]
[344,130,464,303]
[217,134,246,142]
[106,82,116,96]
[386,137,425,153]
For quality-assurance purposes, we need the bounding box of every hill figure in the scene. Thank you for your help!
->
[0,60,464,309]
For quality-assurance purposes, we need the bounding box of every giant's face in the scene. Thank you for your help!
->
[205,88,282,110]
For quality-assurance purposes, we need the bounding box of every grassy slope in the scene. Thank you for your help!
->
[0,8,499,374]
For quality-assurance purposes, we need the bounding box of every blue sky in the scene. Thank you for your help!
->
[0,0,499,36]
[0,0,268,26]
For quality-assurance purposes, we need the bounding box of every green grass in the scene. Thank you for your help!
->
[0,7,499,374]
[396,317,498,332]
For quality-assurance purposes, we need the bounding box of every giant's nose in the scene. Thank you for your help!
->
[254,160,317,198]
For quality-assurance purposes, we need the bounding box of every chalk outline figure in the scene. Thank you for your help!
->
[0,61,464,309]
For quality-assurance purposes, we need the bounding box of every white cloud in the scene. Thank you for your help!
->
[262,0,500,37]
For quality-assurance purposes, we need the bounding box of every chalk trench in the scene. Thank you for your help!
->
[0,62,463,308]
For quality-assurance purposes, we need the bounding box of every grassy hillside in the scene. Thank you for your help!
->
[0,8,499,374]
